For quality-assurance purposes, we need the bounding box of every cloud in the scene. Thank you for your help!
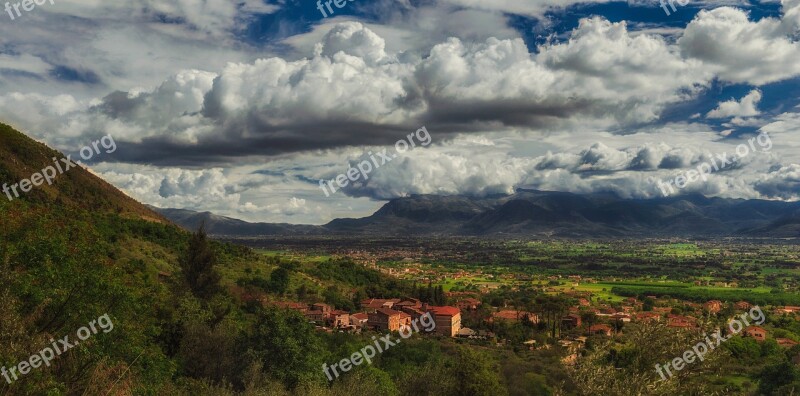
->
[335,135,533,199]
[439,0,614,17]
[0,0,275,98]
[88,145,404,224]
[0,17,724,164]
[706,89,762,118]
[679,0,800,85]
[754,164,800,199]
[304,126,783,201]
[45,0,280,39]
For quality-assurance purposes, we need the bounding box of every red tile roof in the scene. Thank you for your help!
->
[375,308,404,317]
[428,306,460,316]
[589,324,612,333]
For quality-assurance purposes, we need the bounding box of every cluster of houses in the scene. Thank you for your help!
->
[268,298,464,337]
[554,297,800,364]
[264,287,800,366]
[554,296,800,364]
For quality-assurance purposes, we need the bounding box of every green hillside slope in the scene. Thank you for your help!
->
[0,123,165,222]
[0,125,524,395]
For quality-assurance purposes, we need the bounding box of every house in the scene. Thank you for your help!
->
[562,314,582,328]
[777,338,799,348]
[703,300,723,314]
[304,303,332,323]
[328,310,350,328]
[456,298,482,311]
[306,309,326,323]
[578,298,591,307]
[588,324,613,336]
[744,326,767,342]
[735,301,752,310]
[667,315,697,329]
[361,298,402,312]
[400,306,427,322]
[776,306,800,315]
[394,298,423,310]
[312,303,331,315]
[635,312,662,322]
[611,313,631,323]
[368,308,411,332]
[350,313,369,328]
[492,310,539,324]
[599,308,617,315]
[426,306,462,337]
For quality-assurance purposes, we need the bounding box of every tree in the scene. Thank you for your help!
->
[296,283,308,300]
[454,346,508,396]
[569,321,728,395]
[180,223,221,299]
[270,266,291,295]
[758,361,800,395]
[247,307,325,388]
[177,320,243,386]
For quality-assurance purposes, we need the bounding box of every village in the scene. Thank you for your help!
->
[263,285,800,367]
[230,238,800,393]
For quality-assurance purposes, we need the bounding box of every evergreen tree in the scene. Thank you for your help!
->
[180,223,221,299]
[269,266,291,295]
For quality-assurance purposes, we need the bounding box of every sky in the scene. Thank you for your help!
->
[1,0,800,224]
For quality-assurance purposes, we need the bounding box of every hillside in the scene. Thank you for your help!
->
[0,123,166,222]
[0,124,522,395]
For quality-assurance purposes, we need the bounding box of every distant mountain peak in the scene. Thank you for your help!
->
[152,191,800,238]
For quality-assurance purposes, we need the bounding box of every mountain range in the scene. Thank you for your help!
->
[150,191,800,239]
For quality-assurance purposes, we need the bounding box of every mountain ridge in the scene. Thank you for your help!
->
[151,191,800,238]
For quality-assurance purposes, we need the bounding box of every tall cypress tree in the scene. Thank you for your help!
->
[180,223,221,299]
